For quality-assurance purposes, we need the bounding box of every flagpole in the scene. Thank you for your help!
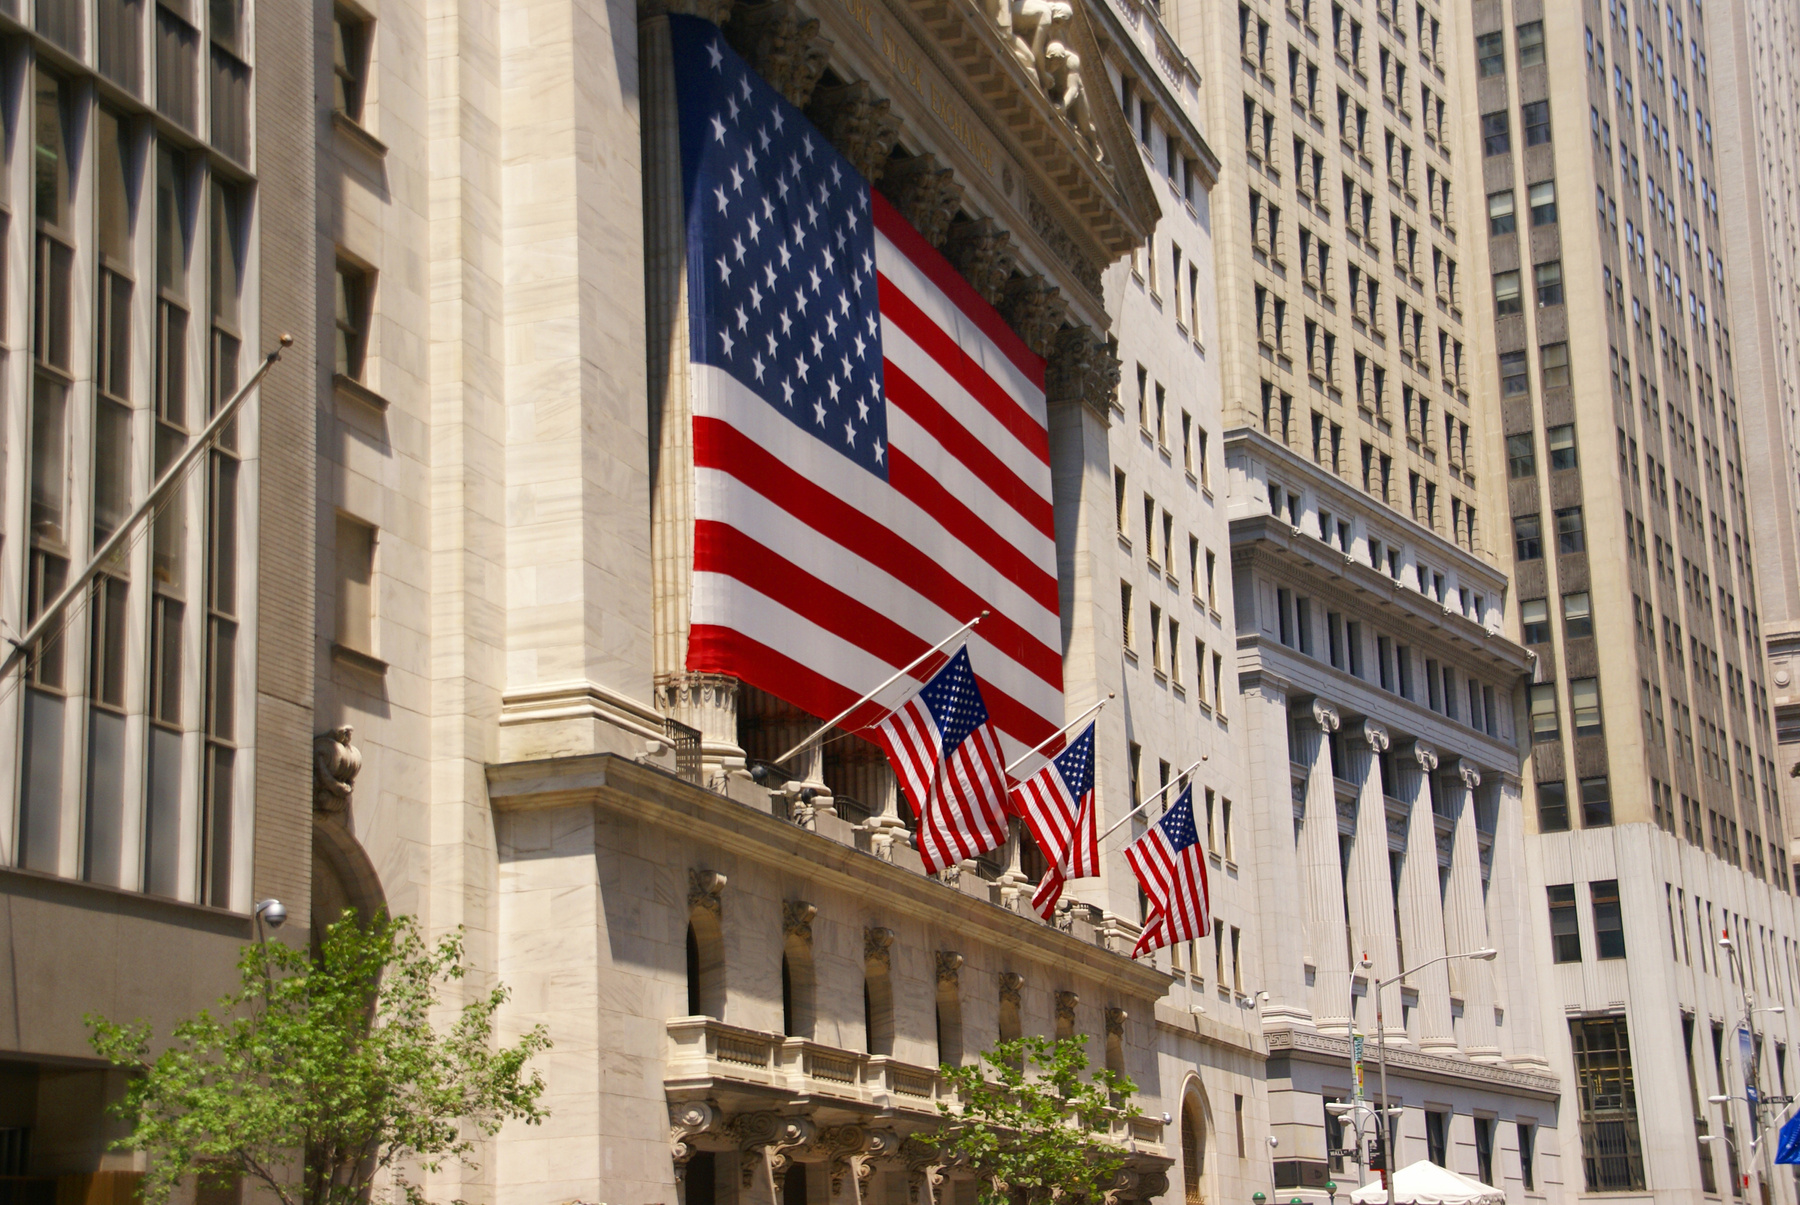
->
[1096,759,1204,844]
[1003,694,1113,775]
[767,612,988,767]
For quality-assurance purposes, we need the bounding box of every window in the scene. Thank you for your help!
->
[1521,598,1550,644]
[1500,350,1529,395]
[1563,591,1593,638]
[1493,270,1522,316]
[1516,20,1545,67]
[1569,1017,1645,1191]
[1507,432,1536,478]
[1529,682,1559,742]
[335,258,373,380]
[1514,513,1542,561]
[1426,1110,1449,1167]
[1487,189,1516,234]
[1529,179,1558,225]
[1580,776,1613,826]
[1549,884,1582,961]
[1476,31,1504,76]
[1474,1116,1495,1188]
[1570,678,1601,735]
[1519,1123,1537,1192]
[1521,100,1552,145]
[1537,780,1570,831]
[1547,424,1577,470]
[1535,260,1564,306]
[335,515,377,656]
[332,6,373,123]
[1540,341,1570,389]
[1482,111,1511,156]
[1121,581,1134,650]
[1582,881,1625,960]
[1115,469,1128,536]
[1555,505,1586,553]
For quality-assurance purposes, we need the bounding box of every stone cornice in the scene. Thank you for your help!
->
[1263,1028,1561,1099]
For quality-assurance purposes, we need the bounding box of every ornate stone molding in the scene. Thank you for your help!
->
[1408,742,1439,772]
[1025,190,1104,297]
[805,80,902,183]
[1055,990,1080,1024]
[1362,719,1391,753]
[809,1124,870,1196]
[936,950,965,983]
[864,926,895,968]
[1105,1005,1128,1036]
[639,0,732,21]
[998,970,1024,1005]
[1045,323,1120,420]
[1460,764,1484,790]
[728,1112,817,1189]
[1000,274,1068,357]
[688,868,727,915]
[670,1100,723,1177]
[724,1,831,108]
[944,216,1018,307]
[1312,699,1341,733]
[877,152,963,247]
[1262,1028,1561,1096]
[782,899,817,942]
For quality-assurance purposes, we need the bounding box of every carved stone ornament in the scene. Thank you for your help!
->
[1312,699,1342,733]
[670,1100,723,1177]
[900,1134,951,1197]
[729,1112,816,1190]
[688,868,728,915]
[1460,763,1484,790]
[936,950,965,983]
[1362,719,1391,754]
[781,899,817,943]
[944,216,1018,307]
[805,80,902,184]
[999,274,1068,357]
[1026,190,1104,297]
[811,1124,869,1196]
[1046,323,1121,419]
[1134,1169,1173,1199]
[864,925,895,967]
[639,0,732,21]
[1410,742,1440,772]
[724,0,831,109]
[1104,1005,1128,1036]
[877,152,964,247]
[1055,989,1080,1023]
[998,970,1024,1004]
[313,727,363,814]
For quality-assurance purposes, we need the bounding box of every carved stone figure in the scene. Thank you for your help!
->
[1008,0,1072,87]
[313,726,362,813]
[1043,39,1100,158]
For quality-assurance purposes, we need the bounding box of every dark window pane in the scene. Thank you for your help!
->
[1549,884,1581,962]
[1582,776,1614,828]
[1537,780,1569,831]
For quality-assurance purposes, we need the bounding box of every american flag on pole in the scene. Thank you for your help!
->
[667,15,1063,760]
[1124,784,1212,958]
[871,647,1012,873]
[1012,721,1098,918]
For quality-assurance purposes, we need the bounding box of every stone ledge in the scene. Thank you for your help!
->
[1264,1026,1560,1098]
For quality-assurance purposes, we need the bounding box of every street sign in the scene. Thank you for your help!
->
[1352,1034,1365,1100]
[1741,1027,1760,1108]
[1329,1148,1359,1159]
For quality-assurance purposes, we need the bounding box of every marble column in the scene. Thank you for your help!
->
[1244,671,1311,1026]
[1345,721,1403,1040]
[1443,762,1500,1060]
[1297,700,1352,1033]
[1485,770,1549,1069]
[1397,742,1454,1054]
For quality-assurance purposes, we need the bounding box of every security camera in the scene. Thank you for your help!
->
[254,898,287,929]
[1268,1135,1280,1148]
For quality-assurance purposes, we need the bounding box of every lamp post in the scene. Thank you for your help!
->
[1716,933,1794,1204]
[1372,947,1500,1205]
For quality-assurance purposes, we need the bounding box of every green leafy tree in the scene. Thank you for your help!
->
[88,912,550,1205]
[927,1034,1139,1204]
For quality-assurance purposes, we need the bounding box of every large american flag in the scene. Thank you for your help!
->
[1012,720,1098,919]
[871,647,1011,873]
[668,15,1063,761]
[1124,784,1212,958]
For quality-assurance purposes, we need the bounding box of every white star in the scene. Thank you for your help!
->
[831,163,843,187]
[828,375,841,402]
[779,310,793,335]
[818,181,830,205]
[862,250,873,274]
[761,196,775,222]
[808,266,823,294]
[706,40,724,70]
[752,353,766,382]
[730,165,745,194]
[856,394,869,421]
[810,332,825,358]
[747,215,762,244]
[873,439,884,463]
[778,243,792,269]
[795,354,810,382]
[844,419,857,447]
[765,331,777,356]
[835,227,847,251]
[714,186,729,214]
[757,126,771,150]
[859,190,868,211]
[794,288,809,315]
[732,234,747,262]
[764,263,777,289]
[772,108,785,133]
[792,220,806,248]
[719,328,734,357]
[740,75,752,101]
[825,313,838,338]
[735,304,748,331]
[776,175,790,201]
[805,201,819,228]
[803,134,816,160]
[866,312,879,336]
[840,353,852,377]
[814,398,827,425]
[851,272,863,297]
[726,95,740,124]
[847,207,860,231]
[710,114,727,143]
[716,255,732,284]
[853,334,866,360]
[781,378,794,404]
[789,153,801,176]
[837,291,850,317]
[822,246,835,273]
[748,283,764,312]
[868,370,880,394]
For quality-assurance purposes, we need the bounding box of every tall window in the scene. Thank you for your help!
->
[1181,1098,1206,1204]
[332,6,373,123]
[1569,1016,1646,1191]
[1591,880,1626,958]
[334,515,377,656]
[1425,1110,1448,1166]
[334,258,373,380]
[1536,780,1569,832]
[1549,884,1581,962]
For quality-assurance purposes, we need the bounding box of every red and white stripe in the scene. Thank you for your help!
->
[1012,765,1099,882]
[1125,828,1212,958]
[873,694,1011,874]
[686,191,1062,757]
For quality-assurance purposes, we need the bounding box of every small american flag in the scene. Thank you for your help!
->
[872,647,1011,873]
[1124,784,1212,958]
[667,15,1062,760]
[1012,721,1098,919]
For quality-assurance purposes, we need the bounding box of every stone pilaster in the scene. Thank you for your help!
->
[1243,672,1310,1026]
[1346,720,1402,1039]
[1485,770,1548,1069]
[1444,763,1500,1060]
[1397,742,1454,1054]
[1298,700,1352,1033]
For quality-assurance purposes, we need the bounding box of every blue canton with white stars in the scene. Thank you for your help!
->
[1053,722,1095,797]
[917,647,990,754]
[670,15,889,479]
[1158,785,1199,853]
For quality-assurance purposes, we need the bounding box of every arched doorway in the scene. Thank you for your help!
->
[1181,1079,1213,1205]
[311,815,387,950]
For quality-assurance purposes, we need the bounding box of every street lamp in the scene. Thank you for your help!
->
[1371,948,1499,1205]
